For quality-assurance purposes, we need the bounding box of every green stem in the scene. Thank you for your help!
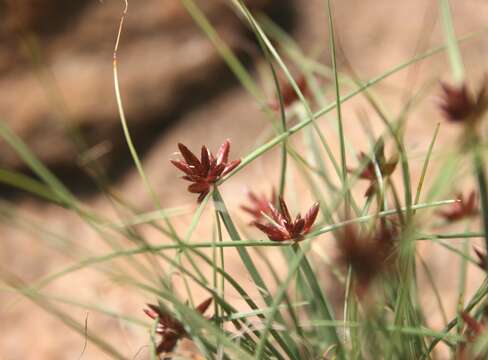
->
[474,145,488,272]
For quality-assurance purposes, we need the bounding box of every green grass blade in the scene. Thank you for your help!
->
[326,0,349,210]
[293,244,342,354]
[414,123,440,207]
[0,168,62,203]
[439,0,464,83]
[474,146,488,272]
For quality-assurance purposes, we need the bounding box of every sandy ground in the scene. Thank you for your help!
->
[2,1,488,358]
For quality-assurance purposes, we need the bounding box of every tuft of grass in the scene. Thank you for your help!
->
[3,1,488,359]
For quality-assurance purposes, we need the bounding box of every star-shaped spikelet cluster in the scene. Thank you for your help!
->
[254,196,319,242]
[144,298,212,355]
[439,81,488,124]
[436,191,478,223]
[171,140,241,202]
[349,138,398,197]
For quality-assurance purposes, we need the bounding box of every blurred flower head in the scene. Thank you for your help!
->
[439,80,488,124]
[171,140,241,202]
[254,196,319,242]
[457,309,487,360]
[349,138,398,197]
[436,191,479,223]
[144,298,212,355]
[337,221,398,296]
[269,75,309,111]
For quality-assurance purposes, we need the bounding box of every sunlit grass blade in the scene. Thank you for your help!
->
[474,145,488,272]
[102,206,190,229]
[414,123,441,207]
[0,168,62,204]
[293,243,342,355]
[326,0,349,212]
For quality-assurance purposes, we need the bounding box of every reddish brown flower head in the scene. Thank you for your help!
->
[270,75,309,111]
[254,196,319,242]
[462,312,485,339]
[337,221,397,296]
[144,298,212,355]
[437,191,479,223]
[439,81,488,124]
[457,310,487,360]
[240,188,276,223]
[348,139,398,197]
[171,140,241,202]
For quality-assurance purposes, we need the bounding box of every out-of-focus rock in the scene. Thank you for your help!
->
[0,0,291,170]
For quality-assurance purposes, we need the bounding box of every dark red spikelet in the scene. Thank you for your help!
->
[292,217,305,236]
[178,143,202,172]
[197,192,207,203]
[279,197,292,224]
[156,337,179,356]
[171,160,193,175]
[195,297,213,315]
[254,221,288,242]
[200,146,210,173]
[474,247,487,271]
[188,182,210,194]
[303,202,320,234]
[143,304,161,320]
[216,140,230,165]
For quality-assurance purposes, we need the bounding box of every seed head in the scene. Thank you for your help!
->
[254,196,319,242]
[437,191,479,223]
[143,298,212,355]
[348,138,398,197]
[457,310,488,360]
[337,221,398,296]
[171,140,241,202]
[439,80,488,124]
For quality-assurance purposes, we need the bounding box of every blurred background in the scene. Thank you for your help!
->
[1,0,488,358]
